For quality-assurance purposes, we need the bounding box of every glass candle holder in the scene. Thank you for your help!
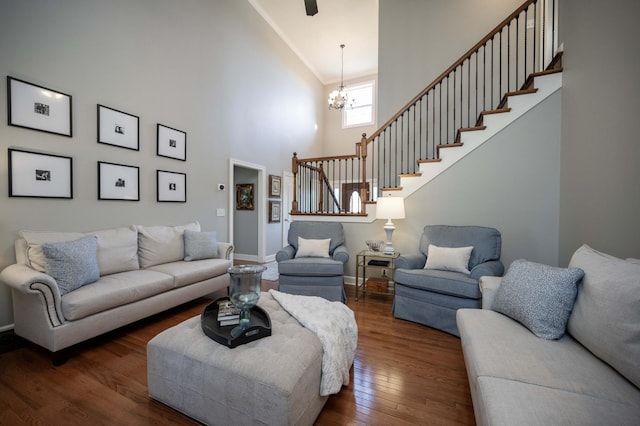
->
[227,264,266,338]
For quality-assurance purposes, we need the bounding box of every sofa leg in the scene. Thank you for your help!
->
[52,349,70,366]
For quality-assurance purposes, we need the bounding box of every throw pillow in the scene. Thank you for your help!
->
[424,244,473,274]
[492,259,584,340]
[295,237,331,258]
[42,236,100,295]
[184,230,219,261]
[90,226,139,275]
[19,230,85,273]
[567,244,640,388]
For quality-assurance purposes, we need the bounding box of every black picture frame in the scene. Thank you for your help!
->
[236,184,254,210]
[157,124,186,161]
[98,161,140,201]
[8,148,73,198]
[97,104,140,150]
[7,76,72,137]
[157,170,186,203]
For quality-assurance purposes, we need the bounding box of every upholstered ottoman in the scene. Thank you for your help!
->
[147,292,327,425]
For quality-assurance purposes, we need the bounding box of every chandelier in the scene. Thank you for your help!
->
[328,44,351,110]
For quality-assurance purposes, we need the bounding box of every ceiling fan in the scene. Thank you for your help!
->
[305,0,318,16]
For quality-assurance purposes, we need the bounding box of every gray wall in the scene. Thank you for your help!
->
[0,0,325,327]
[558,0,640,264]
[342,91,562,278]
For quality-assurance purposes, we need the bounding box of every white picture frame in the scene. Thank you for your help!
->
[157,124,186,161]
[97,105,140,150]
[98,161,139,201]
[7,77,72,137]
[8,148,73,198]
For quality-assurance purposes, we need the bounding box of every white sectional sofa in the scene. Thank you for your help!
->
[0,221,233,364]
[457,244,640,425]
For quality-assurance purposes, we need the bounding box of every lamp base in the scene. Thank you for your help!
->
[383,220,396,256]
[383,246,395,255]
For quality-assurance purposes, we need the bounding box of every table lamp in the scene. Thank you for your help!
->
[375,196,405,255]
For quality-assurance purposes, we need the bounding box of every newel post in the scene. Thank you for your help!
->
[291,152,299,214]
[360,133,369,210]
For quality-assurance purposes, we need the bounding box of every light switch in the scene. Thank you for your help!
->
[217,208,225,217]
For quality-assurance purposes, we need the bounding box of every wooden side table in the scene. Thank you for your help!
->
[355,250,400,300]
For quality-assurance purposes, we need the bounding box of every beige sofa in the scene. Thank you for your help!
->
[457,245,640,425]
[0,221,233,363]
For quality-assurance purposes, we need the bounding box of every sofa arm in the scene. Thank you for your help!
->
[332,245,349,263]
[479,276,502,310]
[395,253,427,270]
[0,264,65,326]
[217,242,234,260]
[276,245,296,262]
[470,260,504,280]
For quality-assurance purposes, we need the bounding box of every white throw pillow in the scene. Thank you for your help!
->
[19,230,85,273]
[295,237,331,258]
[424,244,473,274]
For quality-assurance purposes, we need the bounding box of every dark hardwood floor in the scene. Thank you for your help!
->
[0,283,475,425]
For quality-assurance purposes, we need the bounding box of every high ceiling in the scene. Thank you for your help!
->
[249,0,378,85]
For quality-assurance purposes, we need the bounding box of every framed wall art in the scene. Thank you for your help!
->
[157,170,186,203]
[269,200,281,223]
[7,76,72,137]
[157,124,186,161]
[236,183,254,210]
[97,104,139,150]
[269,174,281,198]
[98,161,139,201]
[8,148,72,198]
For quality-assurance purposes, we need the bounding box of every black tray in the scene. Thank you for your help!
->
[201,297,271,349]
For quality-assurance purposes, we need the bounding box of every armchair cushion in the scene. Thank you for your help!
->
[394,268,481,299]
[278,257,344,277]
[287,221,345,254]
[424,244,473,274]
[295,237,330,258]
[419,225,501,269]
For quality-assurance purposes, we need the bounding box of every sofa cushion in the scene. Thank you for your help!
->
[149,258,231,288]
[568,244,640,389]
[42,236,100,295]
[295,237,330,258]
[90,226,139,275]
[424,244,473,274]
[19,230,85,273]
[184,230,219,261]
[456,309,640,408]
[60,269,175,321]
[492,259,584,340]
[137,222,200,268]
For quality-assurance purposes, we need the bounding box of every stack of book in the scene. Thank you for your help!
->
[217,300,240,326]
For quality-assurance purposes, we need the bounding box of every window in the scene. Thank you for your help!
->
[343,81,375,128]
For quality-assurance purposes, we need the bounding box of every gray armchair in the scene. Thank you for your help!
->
[393,225,503,336]
[276,221,348,302]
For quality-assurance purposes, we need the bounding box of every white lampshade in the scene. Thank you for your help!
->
[375,196,405,220]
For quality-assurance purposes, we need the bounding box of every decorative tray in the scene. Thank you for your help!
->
[201,297,271,349]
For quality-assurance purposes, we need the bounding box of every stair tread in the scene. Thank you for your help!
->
[417,158,442,164]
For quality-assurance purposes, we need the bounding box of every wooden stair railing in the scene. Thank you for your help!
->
[291,0,559,217]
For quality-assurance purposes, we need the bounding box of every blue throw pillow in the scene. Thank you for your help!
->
[492,259,584,340]
[42,236,100,295]
[184,230,218,261]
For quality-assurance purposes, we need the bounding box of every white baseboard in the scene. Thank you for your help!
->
[0,324,15,333]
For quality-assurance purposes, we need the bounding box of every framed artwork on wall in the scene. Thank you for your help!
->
[269,200,281,223]
[97,104,139,150]
[236,183,254,210]
[98,161,140,201]
[157,170,186,203]
[157,124,186,161]
[7,76,72,137]
[8,148,73,198]
[269,174,281,198]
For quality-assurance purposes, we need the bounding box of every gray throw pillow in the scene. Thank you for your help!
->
[42,236,100,295]
[184,230,218,261]
[492,259,584,340]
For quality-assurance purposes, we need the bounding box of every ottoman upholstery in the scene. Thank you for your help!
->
[147,292,327,425]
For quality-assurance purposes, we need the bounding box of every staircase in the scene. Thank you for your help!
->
[291,0,560,218]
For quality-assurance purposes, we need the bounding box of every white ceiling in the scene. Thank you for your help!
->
[249,0,378,85]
